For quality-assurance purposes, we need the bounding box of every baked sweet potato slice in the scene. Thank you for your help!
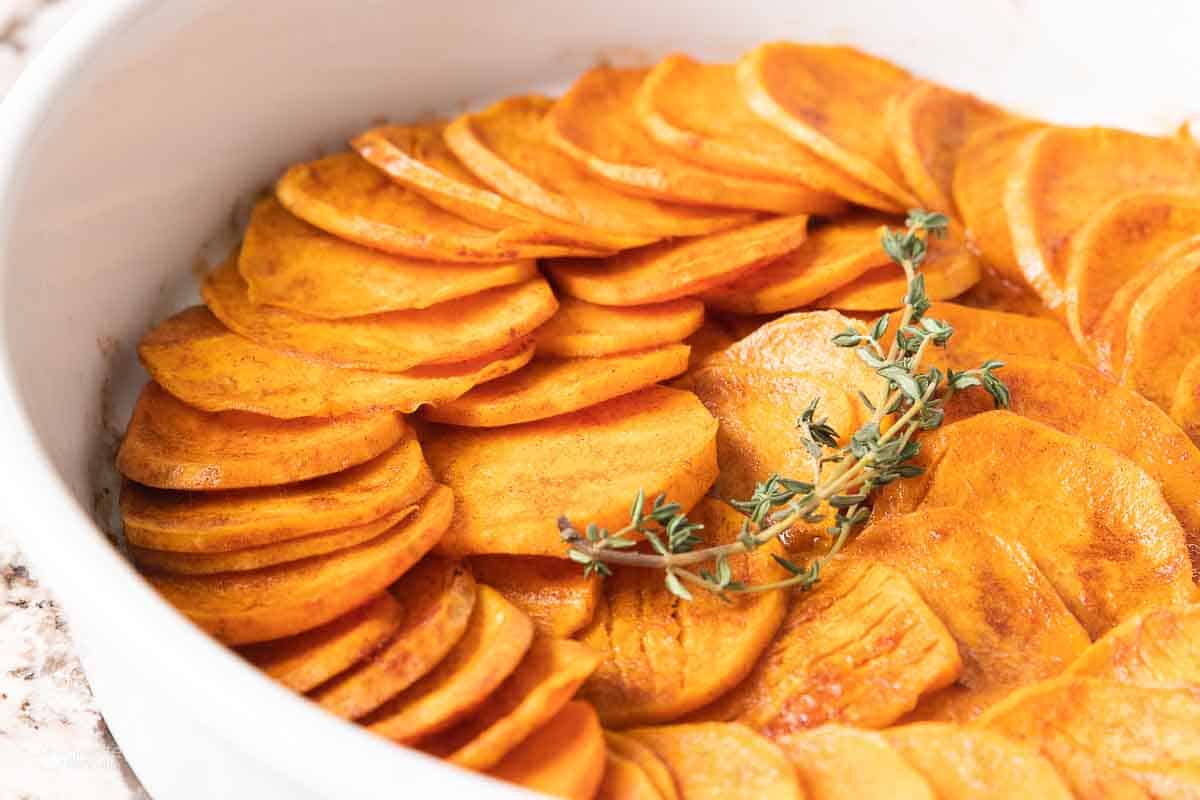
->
[120,435,432,553]
[365,586,534,744]
[465,556,599,637]
[147,485,453,644]
[1172,354,1200,445]
[548,216,810,306]
[691,561,961,734]
[426,386,718,557]
[1121,243,1200,407]
[535,296,704,359]
[912,302,1085,371]
[604,732,680,800]
[884,722,1072,800]
[774,725,935,800]
[635,54,899,211]
[578,498,789,727]
[680,318,739,372]
[953,267,1056,319]
[596,749,666,800]
[240,592,406,693]
[418,635,602,770]
[488,702,606,800]
[874,412,1198,637]
[738,43,917,209]
[626,723,803,800]
[548,65,844,215]
[1066,604,1200,689]
[445,96,753,238]
[204,261,557,372]
[141,306,536,418]
[311,557,475,720]
[116,382,405,491]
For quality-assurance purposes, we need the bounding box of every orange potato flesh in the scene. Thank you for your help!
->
[445,95,754,238]
[547,65,846,215]
[488,702,607,800]
[116,382,405,491]
[738,43,918,209]
[240,592,406,694]
[140,306,536,419]
[625,723,804,800]
[690,561,961,734]
[596,749,666,800]
[1121,244,1200,408]
[1065,604,1200,689]
[635,54,901,211]
[120,435,432,553]
[238,199,539,318]
[548,216,810,306]
[147,485,453,645]
[680,318,739,372]
[918,302,1086,369]
[578,498,789,727]
[874,412,1198,637]
[418,635,602,770]
[1172,354,1200,445]
[203,260,557,372]
[422,345,690,428]
[774,725,935,800]
[604,732,680,800]
[425,386,719,558]
[365,586,534,744]
[466,556,599,638]
[275,152,592,261]
[535,296,705,359]
[311,557,476,720]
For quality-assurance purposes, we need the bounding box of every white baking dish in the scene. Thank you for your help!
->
[0,1,1197,797]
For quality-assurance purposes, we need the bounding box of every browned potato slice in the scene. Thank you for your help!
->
[116,382,405,490]
[488,702,607,800]
[465,556,598,638]
[1121,243,1200,407]
[774,725,935,800]
[679,318,739,373]
[604,732,680,800]
[425,386,718,558]
[909,302,1086,371]
[1172,355,1200,445]
[147,485,453,644]
[1066,604,1200,688]
[535,296,704,359]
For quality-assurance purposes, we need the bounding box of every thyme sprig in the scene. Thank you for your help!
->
[560,210,1010,600]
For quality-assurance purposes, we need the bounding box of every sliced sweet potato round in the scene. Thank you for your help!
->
[737,43,917,209]
[422,345,690,428]
[604,732,680,800]
[1121,243,1200,407]
[596,749,666,800]
[1171,355,1200,445]
[239,592,406,693]
[445,95,754,238]
[465,556,599,637]
[547,216,810,306]
[774,725,936,800]
[418,636,602,770]
[116,382,405,491]
[426,386,718,558]
[577,498,788,727]
[238,198,539,318]
[547,65,845,215]
[147,485,454,644]
[635,54,900,211]
[365,586,534,744]
[203,260,557,372]
[140,306,536,418]
[904,302,1086,373]
[311,557,476,720]
[1065,604,1200,688]
[488,701,606,800]
[535,296,704,358]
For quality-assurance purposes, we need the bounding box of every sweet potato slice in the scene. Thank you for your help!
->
[691,561,961,734]
[488,702,606,800]
[535,296,704,359]
[238,199,539,319]
[596,749,666,800]
[680,318,739,372]
[148,486,453,645]
[275,152,590,261]
[978,677,1200,799]
[578,498,789,727]
[1066,604,1200,689]
[120,435,432,553]
[916,302,1085,370]
[774,725,935,800]
[604,733,680,800]
[635,54,899,211]
[311,557,475,720]
[625,723,803,800]
[418,635,602,770]
[548,65,845,215]
[116,382,405,491]
[738,43,917,208]
[425,386,718,557]
[140,306,536,418]
[874,412,1198,637]
[1121,243,1200,407]
[203,261,557,372]
[365,586,534,744]
[240,592,406,693]
[884,722,1073,800]
[953,267,1056,319]
[548,216,810,306]
[1172,354,1200,445]
[466,556,599,637]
